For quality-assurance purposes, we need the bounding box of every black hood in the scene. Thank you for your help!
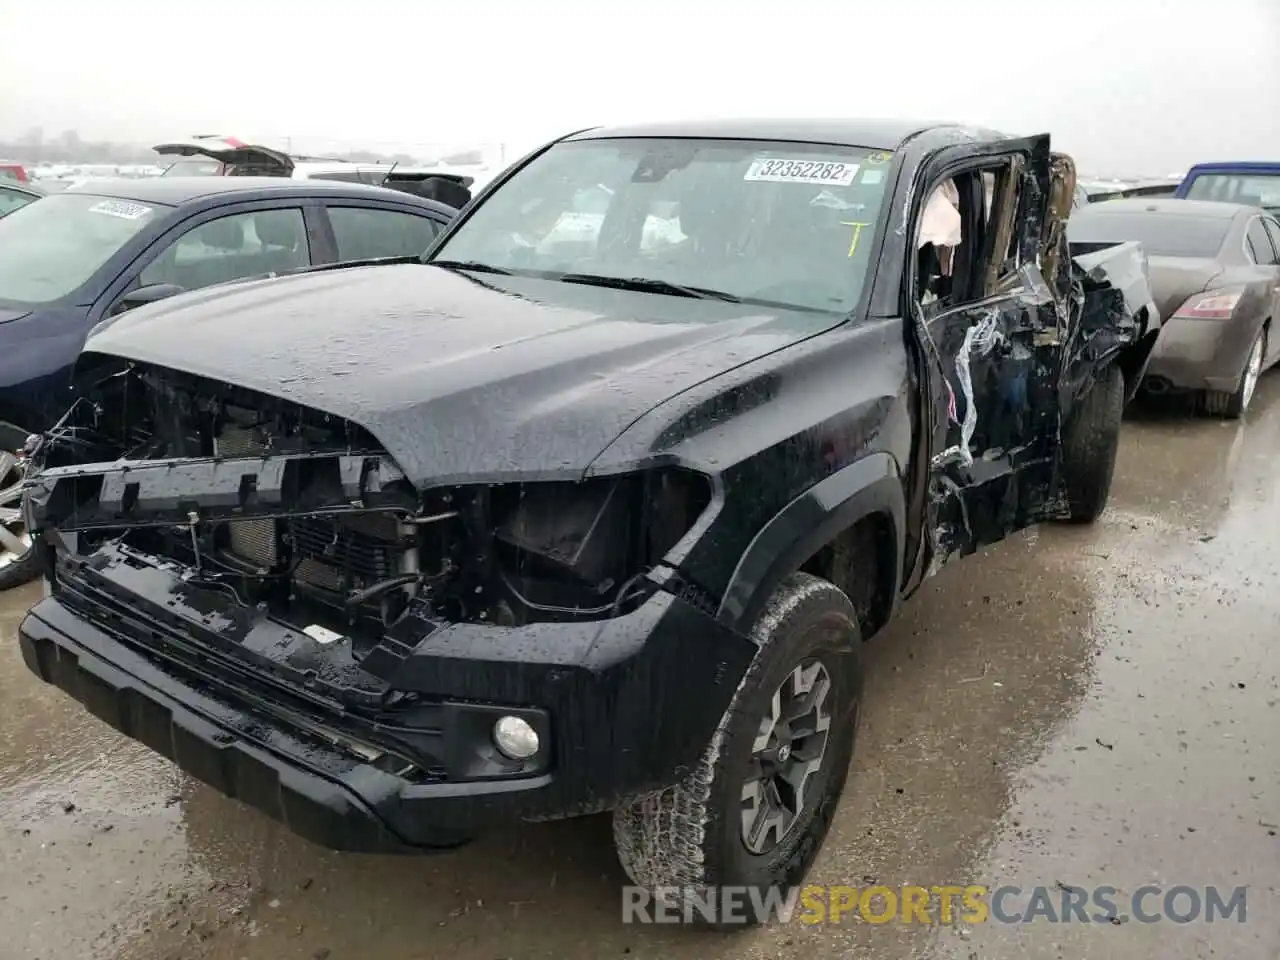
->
[82,264,836,486]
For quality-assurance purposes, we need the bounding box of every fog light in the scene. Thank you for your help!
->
[492,716,539,760]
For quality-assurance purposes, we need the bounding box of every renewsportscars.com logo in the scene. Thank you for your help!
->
[622,884,1249,926]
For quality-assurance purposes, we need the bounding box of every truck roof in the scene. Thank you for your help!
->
[567,118,992,151]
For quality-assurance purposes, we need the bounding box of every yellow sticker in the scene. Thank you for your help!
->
[840,221,872,257]
[866,152,892,165]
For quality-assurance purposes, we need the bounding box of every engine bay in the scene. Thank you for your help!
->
[28,360,712,649]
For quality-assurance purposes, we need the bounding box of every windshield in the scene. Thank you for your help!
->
[1068,211,1231,258]
[429,137,895,313]
[1184,172,1280,213]
[0,193,165,305]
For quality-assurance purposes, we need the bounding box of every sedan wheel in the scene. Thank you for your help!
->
[1240,331,1265,412]
[0,451,40,590]
[1203,328,1266,419]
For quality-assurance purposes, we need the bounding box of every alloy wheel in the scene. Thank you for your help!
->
[740,660,833,855]
[0,451,31,569]
[1240,333,1265,413]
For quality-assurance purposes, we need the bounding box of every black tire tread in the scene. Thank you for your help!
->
[1059,362,1124,523]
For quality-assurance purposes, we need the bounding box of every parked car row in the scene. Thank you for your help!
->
[12,117,1162,927]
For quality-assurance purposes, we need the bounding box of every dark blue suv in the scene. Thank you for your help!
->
[1175,162,1280,215]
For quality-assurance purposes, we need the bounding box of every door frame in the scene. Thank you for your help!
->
[900,134,1062,578]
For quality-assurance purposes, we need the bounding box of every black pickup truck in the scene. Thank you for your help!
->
[19,119,1157,921]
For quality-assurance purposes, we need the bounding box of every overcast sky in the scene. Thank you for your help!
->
[2,0,1277,175]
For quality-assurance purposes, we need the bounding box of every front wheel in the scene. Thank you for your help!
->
[1056,362,1124,524]
[0,450,39,590]
[612,573,863,929]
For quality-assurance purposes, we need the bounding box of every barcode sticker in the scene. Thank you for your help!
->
[744,158,859,186]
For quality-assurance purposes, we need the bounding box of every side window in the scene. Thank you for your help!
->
[1261,218,1280,265]
[915,161,1024,311]
[140,208,310,291]
[1246,219,1278,266]
[0,187,33,217]
[327,206,442,261]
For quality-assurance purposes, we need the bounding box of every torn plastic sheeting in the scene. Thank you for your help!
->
[932,308,1004,468]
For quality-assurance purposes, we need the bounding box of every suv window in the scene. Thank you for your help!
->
[1185,172,1280,212]
[0,186,34,218]
[141,208,310,291]
[327,206,442,260]
[1245,218,1278,266]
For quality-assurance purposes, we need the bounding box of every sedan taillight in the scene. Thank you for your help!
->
[1172,288,1243,320]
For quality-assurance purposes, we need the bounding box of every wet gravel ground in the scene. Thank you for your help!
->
[1,379,1278,960]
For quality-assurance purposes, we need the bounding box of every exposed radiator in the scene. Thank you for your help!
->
[215,421,403,592]
[289,513,400,592]
[215,423,278,567]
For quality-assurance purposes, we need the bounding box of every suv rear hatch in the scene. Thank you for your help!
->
[153,137,294,177]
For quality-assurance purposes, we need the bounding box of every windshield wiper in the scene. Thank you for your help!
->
[553,273,743,302]
[429,259,513,275]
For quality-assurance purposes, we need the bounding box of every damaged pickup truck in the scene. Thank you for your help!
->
[19,119,1157,919]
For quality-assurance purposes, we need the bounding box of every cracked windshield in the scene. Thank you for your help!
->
[434,138,893,312]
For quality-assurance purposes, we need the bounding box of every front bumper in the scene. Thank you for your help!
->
[19,550,755,854]
[1141,316,1256,393]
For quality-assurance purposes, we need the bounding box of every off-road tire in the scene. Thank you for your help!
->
[1202,326,1266,420]
[1057,362,1124,524]
[611,572,863,929]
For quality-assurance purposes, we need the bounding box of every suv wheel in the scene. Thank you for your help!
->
[1057,362,1124,524]
[611,572,863,929]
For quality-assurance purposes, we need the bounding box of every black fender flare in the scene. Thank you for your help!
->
[715,452,907,635]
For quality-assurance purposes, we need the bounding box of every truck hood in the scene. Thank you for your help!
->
[81,265,835,486]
